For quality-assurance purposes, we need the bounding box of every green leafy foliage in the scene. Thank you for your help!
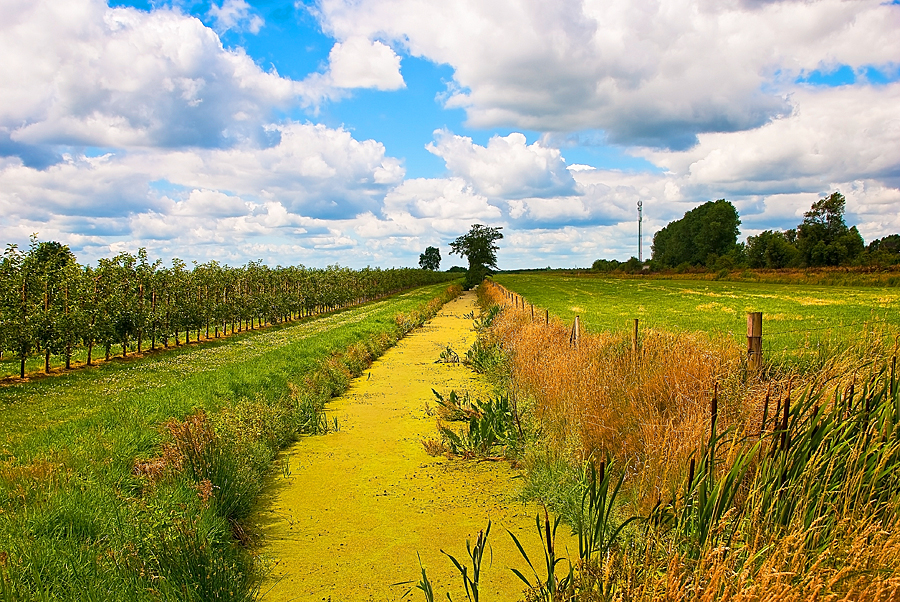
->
[407,523,492,602]
[449,224,503,289]
[591,257,643,273]
[796,192,865,267]
[435,390,521,459]
[419,246,441,271]
[651,199,741,268]
[745,229,801,268]
[0,240,458,378]
[442,521,491,602]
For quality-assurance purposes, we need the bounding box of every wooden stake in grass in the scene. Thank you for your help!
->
[747,312,763,371]
[570,316,580,347]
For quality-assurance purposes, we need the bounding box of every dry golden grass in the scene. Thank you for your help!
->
[483,280,899,508]
[484,282,748,507]
[481,280,900,600]
[648,512,900,602]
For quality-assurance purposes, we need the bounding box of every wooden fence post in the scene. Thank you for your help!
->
[747,312,763,371]
[546,309,549,325]
[632,318,639,353]
[570,316,580,347]
[531,304,534,322]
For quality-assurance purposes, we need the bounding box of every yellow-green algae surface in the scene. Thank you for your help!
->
[253,291,564,601]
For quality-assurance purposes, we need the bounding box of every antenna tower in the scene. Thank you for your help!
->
[637,201,643,262]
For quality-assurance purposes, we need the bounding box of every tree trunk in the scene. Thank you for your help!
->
[205,285,210,340]
[45,348,50,374]
[87,342,93,366]
[65,284,71,368]
[137,283,143,353]
[151,291,157,351]
[165,303,170,348]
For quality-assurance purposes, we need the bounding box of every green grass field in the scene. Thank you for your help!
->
[494,272,900,366]
[0,282,459,601]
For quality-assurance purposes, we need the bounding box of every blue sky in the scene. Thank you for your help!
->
[1,0,899,269]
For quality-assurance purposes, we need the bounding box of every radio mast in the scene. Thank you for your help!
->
[637,201,643,262]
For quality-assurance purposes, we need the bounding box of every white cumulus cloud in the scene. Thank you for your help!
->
[208,0,264,34]
[314,0,900,149]
[327,38,405,90]
[0,0,298,155]
[427,130,578,199]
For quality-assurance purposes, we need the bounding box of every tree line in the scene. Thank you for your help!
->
[0,238,456,378]
[594,192,899,273]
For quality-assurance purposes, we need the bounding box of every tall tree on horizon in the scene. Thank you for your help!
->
[419,246,441,271]
[651,199,741,268]
[449,224,503,289]
[796,192,864,267]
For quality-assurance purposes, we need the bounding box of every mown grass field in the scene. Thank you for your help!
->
[494,272,900,367]
[0,282,459,601]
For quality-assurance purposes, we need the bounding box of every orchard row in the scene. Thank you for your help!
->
[0,238,455,378]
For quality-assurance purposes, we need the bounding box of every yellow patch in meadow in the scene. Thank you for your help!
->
[793,296,844,306]
[696,302,737,314]
[679,288,742,300]
[766,313,806,322]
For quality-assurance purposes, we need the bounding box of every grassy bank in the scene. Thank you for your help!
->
[0,282,461,600]
[441,279,900,600]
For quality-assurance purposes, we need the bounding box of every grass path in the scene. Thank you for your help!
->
[253,291,558,601]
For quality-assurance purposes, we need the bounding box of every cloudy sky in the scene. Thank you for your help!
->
[2,0,899,269]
